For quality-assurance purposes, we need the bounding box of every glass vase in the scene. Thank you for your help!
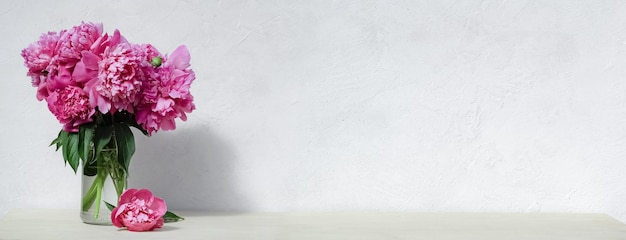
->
[80,148,128,225]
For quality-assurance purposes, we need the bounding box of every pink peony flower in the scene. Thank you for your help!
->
[94,43,151,113]
[22,22,103,102]
[136,45,196,135]
[111,189,167,232]
[46,86,95,132]
[138,44,163,65]
[56,22,103,64]
[73,30,128,114]
[23,22,196,135]
[21,31,60,101]
[90,29,127,56]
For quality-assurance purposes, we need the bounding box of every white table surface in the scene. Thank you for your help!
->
[1,209,626,239]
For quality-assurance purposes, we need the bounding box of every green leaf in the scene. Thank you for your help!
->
[49,130,62,148]
[104,201,116,212]
[114,124,135,173]
[129,121,149,136]
[93,125,113,161]
[163,211,185,223]
[78,124,95,164]
[84,125,113,176]
[62,133,80,173]
[51,130,70,151]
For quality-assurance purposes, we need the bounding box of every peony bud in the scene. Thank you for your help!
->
[150,57,162,67]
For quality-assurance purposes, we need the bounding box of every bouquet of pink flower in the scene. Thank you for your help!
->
[21,22,193,225]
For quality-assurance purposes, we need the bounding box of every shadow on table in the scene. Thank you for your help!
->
[156,225,180,232]
[129,125,250,213]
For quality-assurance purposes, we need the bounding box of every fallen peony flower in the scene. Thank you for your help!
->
[111,188,167,231]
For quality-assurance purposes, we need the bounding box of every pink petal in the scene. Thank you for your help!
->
[179,112,188,121]
[73,51,100,83]
[118,188,139,205]
[93,22,103,35]
[154,218,164,229]
[150,196,168,216]
[111,30,121,44]
[62,124,79,133]
[89,33,108,53]
[114,29,129,44]
[111,206,124,228]
[160,118,176,131]
[154,98,174,113]
[87,84,111,114]
[170,69,187,80]
[133,189,155,206]
[125,221,157,232]
[36,82,48,101]
[46,67,73,92]
[72,61,90,82]
[81,51,100,70]
[166,45,190,69]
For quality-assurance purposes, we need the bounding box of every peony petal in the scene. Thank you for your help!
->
[166,45,190,69]
[134,189,155,206]
[150,196,167,216]
[111,206,124,228]
[118,188,139,205]
[62,123,79,133]
[81,51,100,70]
[114,29,129,44]
[45,92,59,114]
[46,67,73,92]
[72,61,90,83]
[91,90,111,114]
[93,22,103,35]
[114,204,128,220]
[170,69,188,80]
[160,118,176,131]
[153,218,164,229]
[73,51,100,83]
[36,82,48,101]
[154,98,174,113]
[111,30,121,44]
[89,33,108,53]
[126,222,157,232]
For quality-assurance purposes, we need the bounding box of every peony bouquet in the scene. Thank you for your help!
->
[21,22,193,226]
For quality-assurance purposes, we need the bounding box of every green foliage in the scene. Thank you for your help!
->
[129,121,149,136]
[50,122,138,175]
[114,123,135,173]
[163,211,185,223]
[62,133,80,173]
[93,125,113,162]
[49,130,68,151]
[104,201,116,211]
[78,124,94,165]
[49,111,149,175]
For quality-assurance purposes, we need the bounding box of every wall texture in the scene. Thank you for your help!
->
[2,0,626,222]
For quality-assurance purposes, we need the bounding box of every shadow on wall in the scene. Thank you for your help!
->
[129,126,249,212]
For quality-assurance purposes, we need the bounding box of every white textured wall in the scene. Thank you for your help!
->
[3,0,626,222]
